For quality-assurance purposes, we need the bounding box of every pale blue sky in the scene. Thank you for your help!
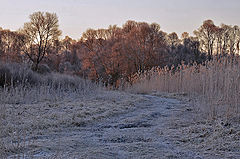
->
[0,0,240,39]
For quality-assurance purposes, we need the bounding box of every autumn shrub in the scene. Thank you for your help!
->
[130,56,240,119]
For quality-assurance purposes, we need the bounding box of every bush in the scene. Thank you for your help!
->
[0,64,11,87]
[37,64,51,74]
[0,62,100,104]
[0,62,41,87]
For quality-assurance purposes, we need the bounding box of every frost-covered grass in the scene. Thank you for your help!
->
[129,56,240,120]
[0,63,145,157]
[126,57,240,158]
[1,60,239,158]
[0,62,103,157]
[0,90,144,157]
[0,62,98,104]
[176,117,240,158]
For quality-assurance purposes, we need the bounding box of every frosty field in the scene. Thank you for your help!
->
[1,91,239,159]
[1,1,240,158]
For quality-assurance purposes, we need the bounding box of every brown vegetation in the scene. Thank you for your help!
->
[130,56,240,119]
[0,12,240,158]
[1,13,239,88]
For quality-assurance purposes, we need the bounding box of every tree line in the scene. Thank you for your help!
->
[0,12,240,87]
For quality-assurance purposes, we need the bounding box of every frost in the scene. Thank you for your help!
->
[1,92,238,158]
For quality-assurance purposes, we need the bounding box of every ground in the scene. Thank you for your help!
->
[1,91,239,159]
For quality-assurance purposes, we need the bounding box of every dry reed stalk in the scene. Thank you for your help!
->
[130,56,240,119]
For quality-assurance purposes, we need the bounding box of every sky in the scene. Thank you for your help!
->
[0,0,240,39]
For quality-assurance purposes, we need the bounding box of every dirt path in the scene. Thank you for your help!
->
[8,94,239,159]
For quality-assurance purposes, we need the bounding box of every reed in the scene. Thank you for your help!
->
[130,56,240,119]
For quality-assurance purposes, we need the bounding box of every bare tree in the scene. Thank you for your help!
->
[0,29,25,62]
[229,25,239,56]
[168,32,179,49]
[194,20,217,58]
[181,32,189,39]
[21,11,61,71]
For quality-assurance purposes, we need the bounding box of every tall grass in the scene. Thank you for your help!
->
[130,56,240,119]
[0,62,100,104]
[0,62,101,157]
